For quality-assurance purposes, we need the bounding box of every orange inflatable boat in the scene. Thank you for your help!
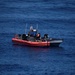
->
[12,26,63,47]
[12,38,50,47]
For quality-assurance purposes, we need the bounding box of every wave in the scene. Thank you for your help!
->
[0,64,30,72]
[0,0,75,14]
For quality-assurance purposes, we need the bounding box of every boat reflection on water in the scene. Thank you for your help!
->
[12,43,64,52]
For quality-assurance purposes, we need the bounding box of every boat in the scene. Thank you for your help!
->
[12,26,63,47]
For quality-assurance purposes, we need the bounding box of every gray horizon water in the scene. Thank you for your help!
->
[0,0,75,75]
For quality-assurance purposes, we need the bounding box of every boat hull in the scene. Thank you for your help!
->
[12,38,62,47]
[12,38,50,47]
[50,40,63,47]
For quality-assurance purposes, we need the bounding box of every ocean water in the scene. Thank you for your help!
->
[0,0,75,75]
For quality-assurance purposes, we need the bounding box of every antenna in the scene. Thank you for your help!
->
[36,24,38,31]
[25,23,27,34]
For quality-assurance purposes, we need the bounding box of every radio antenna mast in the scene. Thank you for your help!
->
[36,24,38,31]
[25,23,27,34]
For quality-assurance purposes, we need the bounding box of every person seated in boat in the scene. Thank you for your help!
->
[44,34,48,38]
[36,33,41,40]
[41,34,48,41]
[22,34,27,40]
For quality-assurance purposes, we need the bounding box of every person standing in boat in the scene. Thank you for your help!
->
[28,26,34,36]
[28,26,38,37]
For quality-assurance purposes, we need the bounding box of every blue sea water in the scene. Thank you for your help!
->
[0,0,75,75]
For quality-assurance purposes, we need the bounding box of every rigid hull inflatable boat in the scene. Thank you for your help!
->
[12,37,63,47]
[12,26,63,47]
